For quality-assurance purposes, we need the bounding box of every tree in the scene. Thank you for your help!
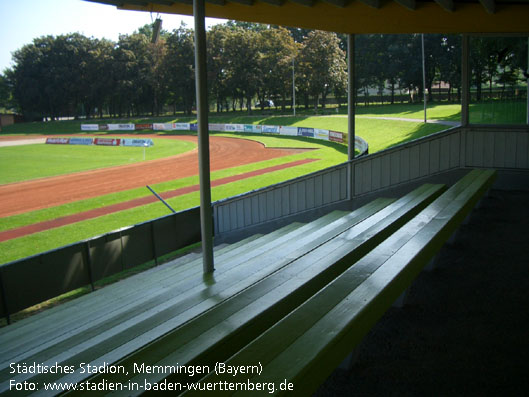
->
[163,25,195,115]
[257,27,297,111]
[0,72,13,111]
[10,33,99,120]
[207,25,230,112]
[223,27,260,113]
[299,31,347,110]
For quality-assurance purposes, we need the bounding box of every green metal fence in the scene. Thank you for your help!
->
[0,206,201,323]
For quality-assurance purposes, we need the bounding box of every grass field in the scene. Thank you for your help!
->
[0,134,348,264]
[0,102,463,264]
[0,138,196,184]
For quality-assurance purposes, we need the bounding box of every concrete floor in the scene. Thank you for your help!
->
[316,189,529,396]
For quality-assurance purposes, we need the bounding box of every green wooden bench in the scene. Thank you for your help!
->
[181,169,496,396]
[28,183,445,395]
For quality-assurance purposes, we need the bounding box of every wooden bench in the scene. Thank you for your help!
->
[21,183,444,394]
[0,183,438,394]
[181,169,496,396]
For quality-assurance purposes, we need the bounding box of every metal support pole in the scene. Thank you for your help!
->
[421,34,427,123]
[347,34,355,162]
[461,34,470,127]
[526,37,528,125]
[146,185,176,213]
[194,0,214,274]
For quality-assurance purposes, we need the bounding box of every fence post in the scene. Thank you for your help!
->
[119,231,125,271]
[0,271,10,325]
[85,241,95,291]
[150,222,159,266]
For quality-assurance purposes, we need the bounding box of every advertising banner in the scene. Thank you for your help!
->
[135,124,153,130]
[244,124,262,133]
[329,130,344,143]
[46,137,70,145]
[173,123,190,131]
[153,123,165,131]
[69,137,93,145]
[262,125,279,134]
[121,138,154,147]
[107,124,135,131]
[298,127,315,138]
[208,123,225,131]
[314,128,329,140]
[98,124,109,131]
[190,123,198,131]
[279,126,298,136]
[81,124,99,131]
[94,138,121,146]
[224,124,244,132]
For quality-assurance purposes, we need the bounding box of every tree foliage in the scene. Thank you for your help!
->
[4,23,528,120]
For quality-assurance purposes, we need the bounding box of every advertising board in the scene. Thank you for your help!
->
[69,137,94,145]
[298,127,315,138]
[262,125,280,134]
[244,125,262,133]
[329,130,344,143]
[107,124,135,131]
[173,123,190,130]
[46,137,70,144]
[94,138,121,146]
[208,123,225,131]
[314,128,330,140]
[279,126,298,136]
[81,124,99,131]
[121,138,154,147]
[135,124,153,130]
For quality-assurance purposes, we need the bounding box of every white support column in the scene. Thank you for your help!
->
[348,34,355,162]
[194,0,214,274]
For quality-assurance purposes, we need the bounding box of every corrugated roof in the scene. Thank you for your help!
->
[85,0,529,34]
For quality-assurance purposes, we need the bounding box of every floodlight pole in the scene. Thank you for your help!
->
[194,0,214,274]
[461,34,470,127]
[347,34,355,162]
[421,34,427,123]
[292,57,296,116]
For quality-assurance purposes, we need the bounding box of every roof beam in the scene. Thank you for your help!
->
[323,0,348,7]
[358,0,381,8]
[260,0,284,5]
[434,0,455,12]
[394,0,416,11]
[290,0,315,6]
[231,0,254,5]
[479,0,496,14]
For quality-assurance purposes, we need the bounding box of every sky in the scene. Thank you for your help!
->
[0,0,225,73]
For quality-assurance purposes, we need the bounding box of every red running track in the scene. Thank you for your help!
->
[0,158,317,242]
[0,135,310,218]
